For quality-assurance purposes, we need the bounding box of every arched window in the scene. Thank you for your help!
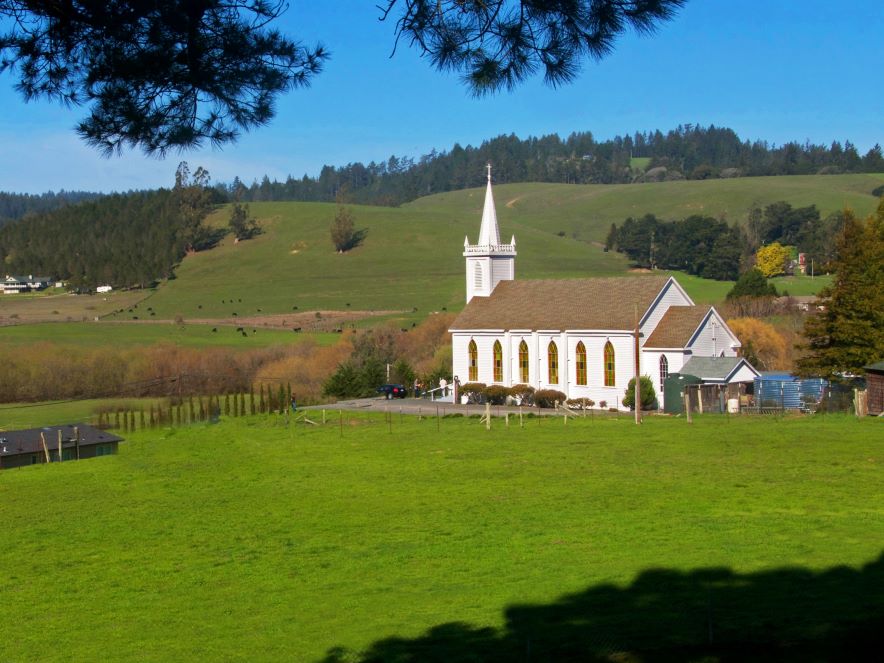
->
[468,339,478,382]
[659,355,669,388]
[518,340,529,383]
[473,262,483,290]
[548,341,559,384]
[575,341,587,386]
[604,341,616,386]
[493,340,503,382]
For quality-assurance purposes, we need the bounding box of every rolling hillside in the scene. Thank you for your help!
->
[105,173,884,321]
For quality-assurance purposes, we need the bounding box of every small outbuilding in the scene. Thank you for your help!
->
[865,361,884,416]
[666,356,760,413]
[0,424,123,470]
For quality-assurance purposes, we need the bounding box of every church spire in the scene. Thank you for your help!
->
[477,163,501,247]
[463,163,516,303]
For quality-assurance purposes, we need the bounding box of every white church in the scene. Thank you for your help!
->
[449,166,758,410]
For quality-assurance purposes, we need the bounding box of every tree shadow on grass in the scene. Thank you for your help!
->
[321,553,883,662]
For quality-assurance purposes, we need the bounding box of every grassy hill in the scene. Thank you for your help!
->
[93,173,883,321]
[0,413,881,660]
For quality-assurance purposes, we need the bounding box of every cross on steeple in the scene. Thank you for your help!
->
[486,162,492,183]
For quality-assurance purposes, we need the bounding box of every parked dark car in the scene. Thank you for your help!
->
[377,384,408,399]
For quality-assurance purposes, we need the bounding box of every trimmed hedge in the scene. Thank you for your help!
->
[535,389,567,409]
[485,385,511,405]
[510,383,535,406]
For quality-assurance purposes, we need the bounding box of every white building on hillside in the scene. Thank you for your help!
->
[449,166,754,410]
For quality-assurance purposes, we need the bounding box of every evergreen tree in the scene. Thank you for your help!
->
[622,376,658,410]
[797,204,884,379]
[726,268,778,300]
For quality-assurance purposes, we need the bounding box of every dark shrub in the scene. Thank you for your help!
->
[484,385,511,405]
[566,397,594,410]
[510,383,535,406]
[535,389,567,408]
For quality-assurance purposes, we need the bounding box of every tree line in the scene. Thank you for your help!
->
[606,202,850,281]
[0,163,248,289]
[222,125,884,207]
[0,190,102,227]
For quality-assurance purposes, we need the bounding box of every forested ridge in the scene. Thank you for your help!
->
[0,190,102,226]
[0,189,193,288]
[229,125,884,206]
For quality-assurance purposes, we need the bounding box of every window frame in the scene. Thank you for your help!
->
[468,339,478,382]
[493,340,503,383]
[518,340,529,384]
[575,341,587,386]
[548,341,559,384]
[604,341,616,387]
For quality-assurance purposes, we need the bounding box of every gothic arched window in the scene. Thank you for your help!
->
[493,340,503,382]
[659,355,669,388]
[575,341,587,386]
[518,340,529,383]
[548,341,559,384]
[468,339,478,382]
[604,341,616,387]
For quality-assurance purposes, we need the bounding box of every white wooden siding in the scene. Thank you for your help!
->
[688,311,739,357]
[640,279,693,339]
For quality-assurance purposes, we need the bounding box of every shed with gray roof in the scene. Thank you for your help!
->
[0,424,123,469]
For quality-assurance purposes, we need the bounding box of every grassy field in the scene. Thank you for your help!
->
[1,413,880,660]
[108,174,881,321]
[0,322,338,350]
[0,289,146,324]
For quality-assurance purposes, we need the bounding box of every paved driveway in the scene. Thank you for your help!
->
[304,397,571,418]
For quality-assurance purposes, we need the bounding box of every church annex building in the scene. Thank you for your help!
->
[449,167,757,411]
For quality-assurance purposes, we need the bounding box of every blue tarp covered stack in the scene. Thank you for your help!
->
[754,373,828,411]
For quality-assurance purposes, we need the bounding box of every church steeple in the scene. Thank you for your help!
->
[463,164,516,303]
[477,163,501,246]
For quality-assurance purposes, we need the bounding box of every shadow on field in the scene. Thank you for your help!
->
[321,553,883,662]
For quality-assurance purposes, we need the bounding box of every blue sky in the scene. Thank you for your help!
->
[1,0,882,193]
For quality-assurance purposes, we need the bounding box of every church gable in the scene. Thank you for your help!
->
[685,308,740,355]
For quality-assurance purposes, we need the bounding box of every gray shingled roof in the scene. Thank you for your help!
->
[0,424,122,457]
[680,356,758,382]
[450,275,672,331]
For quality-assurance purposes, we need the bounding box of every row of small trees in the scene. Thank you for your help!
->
[101,384,295,432]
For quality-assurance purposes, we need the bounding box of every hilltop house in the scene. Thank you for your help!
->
[449,167,755,410]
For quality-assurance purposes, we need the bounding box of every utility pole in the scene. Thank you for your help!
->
[634,304,641,425]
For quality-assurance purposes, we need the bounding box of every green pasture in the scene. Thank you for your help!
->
[0,322,338,350]
[1,413,881,661]
[0,289,147,324]
[123,175,877,320]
